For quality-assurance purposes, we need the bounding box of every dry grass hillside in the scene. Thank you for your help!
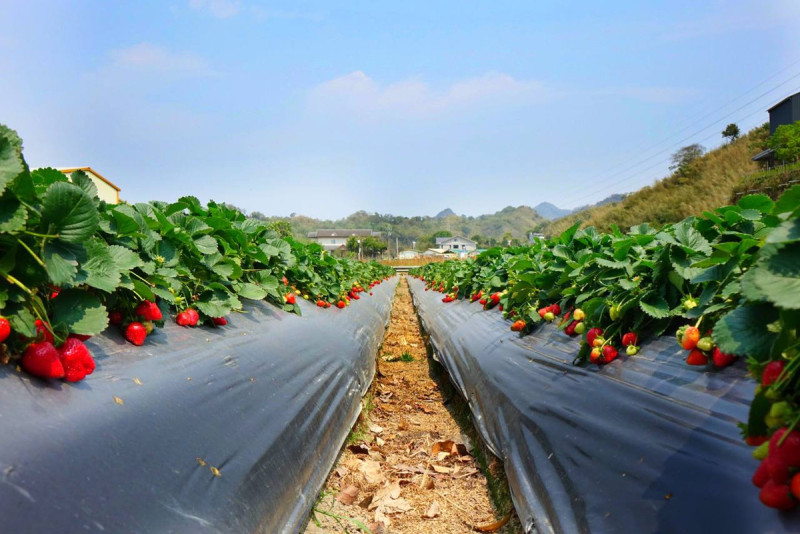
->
[545,126,765,235]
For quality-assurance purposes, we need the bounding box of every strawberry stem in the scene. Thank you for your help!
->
[17,239,45,268]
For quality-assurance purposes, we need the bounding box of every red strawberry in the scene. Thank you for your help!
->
[770,428,800,467]
[135,300,162,321]
[369,292,373,296]
[549,304,561,316]
[768,454,793,484]
[498,304,503,311]
[792,473,800,501]
[471,291,482,302]
[282,276,288,286]
[602,345,619,363]
[686,349,708,366]
[21,342,64,379]
[680,326,700,350]
[285,293,296,305]
[621,332,639,347]
[58,337,96,382]
[538,307,548,318]
[586,328,603,347]
[564,321,578,336]
[35,319,54,344]
[590,347,602,364]
[490,293,500,304]
[337,300,346,309]
[316,299,325,307]
[176,312,192,326]
[0,317,11,343]
[212,317,227,326]
[186,309,200,326]
[763,361,786,387]
[760,480,797,510]
[109,310,124,325]
[125,322,147,346]
[510,320,526,332]
[746,436,769,447]
[68,333,91,341]
[712,348,736,368]
[753,459,770,488]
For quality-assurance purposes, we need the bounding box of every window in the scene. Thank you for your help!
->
[330,239,335,244]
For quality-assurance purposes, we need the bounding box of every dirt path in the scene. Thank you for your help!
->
[305,276,520,534]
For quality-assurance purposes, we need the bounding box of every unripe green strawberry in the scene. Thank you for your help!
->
[696,337,713,352]
[626,345,640,356]
[573,322,586,335]
[572,309,585,321]
[753,441,770,460]
[544,312,555,322]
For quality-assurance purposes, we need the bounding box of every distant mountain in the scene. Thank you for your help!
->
[571,193,626,213]
[435,208,456,218]
[533,202,572,220]
[259,206,545,249]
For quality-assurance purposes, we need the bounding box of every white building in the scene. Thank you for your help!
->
[434,236,477,253]
[59,167,121,204]
[307,229,382,252]
[398,250,418,260]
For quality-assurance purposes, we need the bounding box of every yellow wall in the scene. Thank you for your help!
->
[85,171,120,204]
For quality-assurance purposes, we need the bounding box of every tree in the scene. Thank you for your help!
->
[346,235,387,258]
[470,234,483,246]
[432,230,452,238]
[266,220,292,237]
[769,121,800,163]
[722,123,740,142]
[669,144,705,173]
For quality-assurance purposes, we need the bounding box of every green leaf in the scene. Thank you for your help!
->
[741,242,800,309]
[51,289,108,336]
[43,241,81,287]
[40,182,99,243]
[715,303,779,360]
[108,245,143,271]
[69,170,98,199]
[237,282,268,300]
[132,279,155,301]
[194,234,219,255]
[195,287,239,317]
[0,192,27,233]
[765,218,800,245]
[774,185,800,215]
[746,392,770,438]
[111,204,142,235]
[0,136,25,196]
[738,194,774,214]
[639,292,670,318]
[672,221,712,255]
[75,239,121,292]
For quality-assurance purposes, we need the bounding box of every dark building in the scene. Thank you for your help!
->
[767,92,800,135]
[752,91,800,164]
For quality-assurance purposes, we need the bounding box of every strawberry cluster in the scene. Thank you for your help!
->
[752,428,800,510]
[676,325,736,367]
[16,320,96,383]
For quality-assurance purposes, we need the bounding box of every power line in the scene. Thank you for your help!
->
[559,75,800,206]
[564,99,789,206]
[571,58,800,182]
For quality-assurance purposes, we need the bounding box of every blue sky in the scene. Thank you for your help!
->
[1,1,798,219]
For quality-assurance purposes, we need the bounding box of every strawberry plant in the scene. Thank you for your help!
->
[412,185,800,511]
[0,124,394,382]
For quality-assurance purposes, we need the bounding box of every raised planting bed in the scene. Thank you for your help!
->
[0,276,396,534]
[408,276,799,534]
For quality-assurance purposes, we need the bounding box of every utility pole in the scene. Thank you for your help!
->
[396,237,399,257]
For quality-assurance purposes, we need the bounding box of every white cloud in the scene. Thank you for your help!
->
[189,0,241,19]
[308,71,552,118]
[108,43,216,77]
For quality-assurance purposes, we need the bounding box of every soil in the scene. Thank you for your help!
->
[304,276,521,534]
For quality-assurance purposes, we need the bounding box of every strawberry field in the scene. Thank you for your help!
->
[0,129,399,533]
[410,186,800,522]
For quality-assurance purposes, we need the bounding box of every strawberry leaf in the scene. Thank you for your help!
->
[639,292,670,318]
[714,303,779,361]
[52,289,108,336]
[40,182,99,243]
